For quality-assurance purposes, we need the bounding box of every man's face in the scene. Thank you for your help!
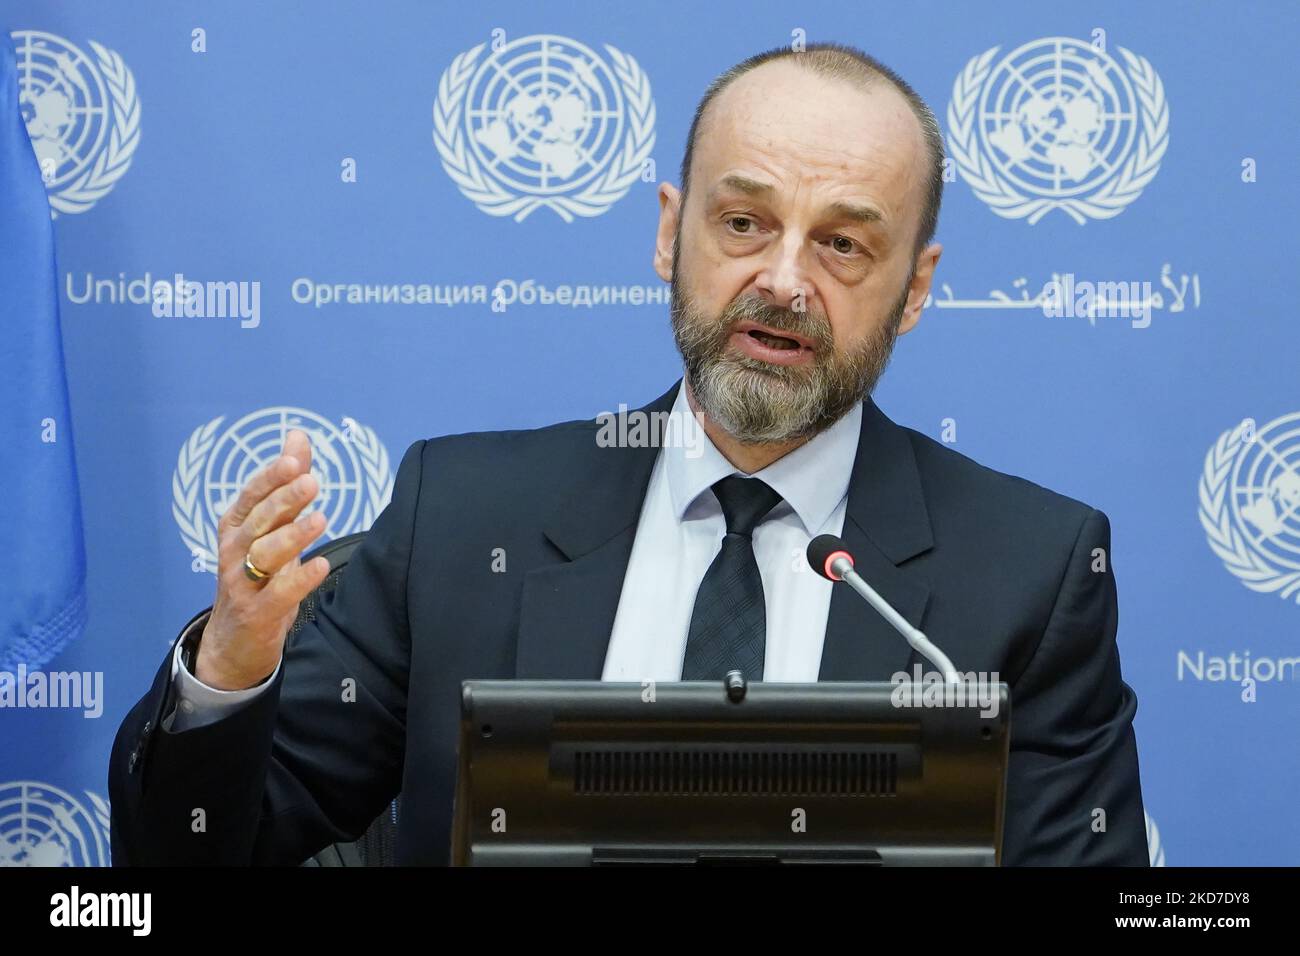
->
[655,60,942,444]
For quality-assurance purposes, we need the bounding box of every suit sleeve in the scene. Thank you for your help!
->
[109,439,428,865]
[1001,508,1149,866]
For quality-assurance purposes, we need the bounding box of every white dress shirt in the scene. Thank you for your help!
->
[602,382,860,681]
[167,382,862,732]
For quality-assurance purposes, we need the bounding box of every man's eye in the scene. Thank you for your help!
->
[830,236,858,255]
[726,216,755,234]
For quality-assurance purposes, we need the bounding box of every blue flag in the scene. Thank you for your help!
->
[0,33,87,672]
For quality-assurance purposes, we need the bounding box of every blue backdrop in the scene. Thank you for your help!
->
[2,0,1297,866]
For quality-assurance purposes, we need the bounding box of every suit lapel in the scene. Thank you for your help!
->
[514,381,679,679]
[818,398,935,681]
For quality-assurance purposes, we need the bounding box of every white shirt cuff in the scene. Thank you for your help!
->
[165,617,282,732]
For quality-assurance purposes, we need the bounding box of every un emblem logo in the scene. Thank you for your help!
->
[1200,413,1300,603]
[10,30,141,216]
[433,34,655,222]
[0,782,111,866]
[173,408,394,573]
[946,37,1168,224]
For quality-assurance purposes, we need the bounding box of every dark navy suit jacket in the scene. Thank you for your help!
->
[109,381,1147,865]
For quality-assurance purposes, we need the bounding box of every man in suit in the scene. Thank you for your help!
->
[110,43,1147,866]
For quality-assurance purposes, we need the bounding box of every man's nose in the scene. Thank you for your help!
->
[753,234,814,312]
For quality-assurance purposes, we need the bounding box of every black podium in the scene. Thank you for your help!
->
[451,679,1010,865]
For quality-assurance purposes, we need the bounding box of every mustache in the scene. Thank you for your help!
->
[721,296,834,348]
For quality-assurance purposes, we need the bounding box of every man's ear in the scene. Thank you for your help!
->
[897,242,942,336]
[653,182,682,284]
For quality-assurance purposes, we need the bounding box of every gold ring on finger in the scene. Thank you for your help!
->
[243,552,271,582]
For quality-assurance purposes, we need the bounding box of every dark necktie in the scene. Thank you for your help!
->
[681,475,784,681]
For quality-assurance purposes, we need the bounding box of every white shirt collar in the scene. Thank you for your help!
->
[665,379,863,534]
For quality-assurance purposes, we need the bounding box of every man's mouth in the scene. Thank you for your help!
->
[729,321,817,366]
[748,329,802,350]
[732,321,816,350]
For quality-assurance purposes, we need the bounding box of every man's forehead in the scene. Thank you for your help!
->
[691,60,925,224]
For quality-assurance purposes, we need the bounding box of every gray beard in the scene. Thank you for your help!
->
[670,278,908,445]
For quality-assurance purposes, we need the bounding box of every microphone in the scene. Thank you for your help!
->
[806,534,960,684]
